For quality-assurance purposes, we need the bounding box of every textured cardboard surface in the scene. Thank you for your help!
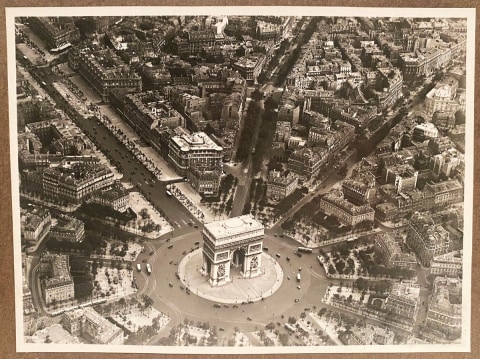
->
[0,1,478,358]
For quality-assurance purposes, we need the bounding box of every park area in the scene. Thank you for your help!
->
[110,297,170,334]
[318,239,416,280]
[92,265,137,299]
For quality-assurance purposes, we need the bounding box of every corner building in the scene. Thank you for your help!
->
[168,130,223,197]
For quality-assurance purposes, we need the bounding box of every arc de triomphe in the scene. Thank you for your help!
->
[201,215,264,286]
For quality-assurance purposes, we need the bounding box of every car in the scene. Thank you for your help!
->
[294,251,302,258]
[194,241,200,246]
[173,261,178,265]
[180,285,185,290]
[149,251,154,255]
[219,327,225,331]
[287,276,291,280]
[275,253,281,258]
[182,250,187,255]
[286,256,290,261]
[297,285,301,290]
[188,222,193,226]
[166,238,171,242]
[223,304,229,308]
[246,317,252,321]
[263,247,269,251]
[142,259,147,263]
[169,283,173,287]
[298,267,302,271]
[233,305,238,308]
[213,303,221,308]
[194,225,199,229]
[294,298,300,302]
[274,233,278,237]
[169,260,173,265]
[168,244,173,249]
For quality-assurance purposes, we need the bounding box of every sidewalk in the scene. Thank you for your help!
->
[171,183,216,223]
[20,191,81,213]
[17,65,56,107]
[177,250,283,304]
[68,74,179,183]
[128,192,173,238]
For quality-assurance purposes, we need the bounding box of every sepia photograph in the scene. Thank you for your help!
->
[6,6,475,354]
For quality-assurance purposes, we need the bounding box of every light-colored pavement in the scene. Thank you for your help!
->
[171,183,216,223]
[129,191,173,238]
[177,249,283,304]
[68,74,179,181]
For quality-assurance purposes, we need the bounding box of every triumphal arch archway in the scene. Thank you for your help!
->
[202,215,264,286]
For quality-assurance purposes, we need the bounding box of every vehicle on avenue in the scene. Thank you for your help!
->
[297,247,312,254]
[146,263,152,275]
[285,323,296,332]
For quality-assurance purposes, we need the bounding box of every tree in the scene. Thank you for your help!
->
[318,307,327,317]
[288,316,297,325]
[264,96,278,111]
[266,322,276,331]
[455,110,466,125]
[119,297,127,310]
[142,294,154,312]
[337,164,348,178]
[139,208,149,220]
[278,333,289,346]
[328,264,336,275]
[251,88,264,101]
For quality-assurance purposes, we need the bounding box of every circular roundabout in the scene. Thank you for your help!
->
[177,248,284,304]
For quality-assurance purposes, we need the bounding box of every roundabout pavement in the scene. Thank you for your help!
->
[177,249,283,304]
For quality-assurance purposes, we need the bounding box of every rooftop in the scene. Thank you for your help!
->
[204,215,264,242]
[171,131,222,152]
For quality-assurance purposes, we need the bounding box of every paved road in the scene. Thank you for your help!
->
[133,231,332,342]
[31,65,200,235]
[230,100,264,218]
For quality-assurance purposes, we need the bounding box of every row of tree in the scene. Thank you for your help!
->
[275,17,320,86]
[236,100,262,162]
